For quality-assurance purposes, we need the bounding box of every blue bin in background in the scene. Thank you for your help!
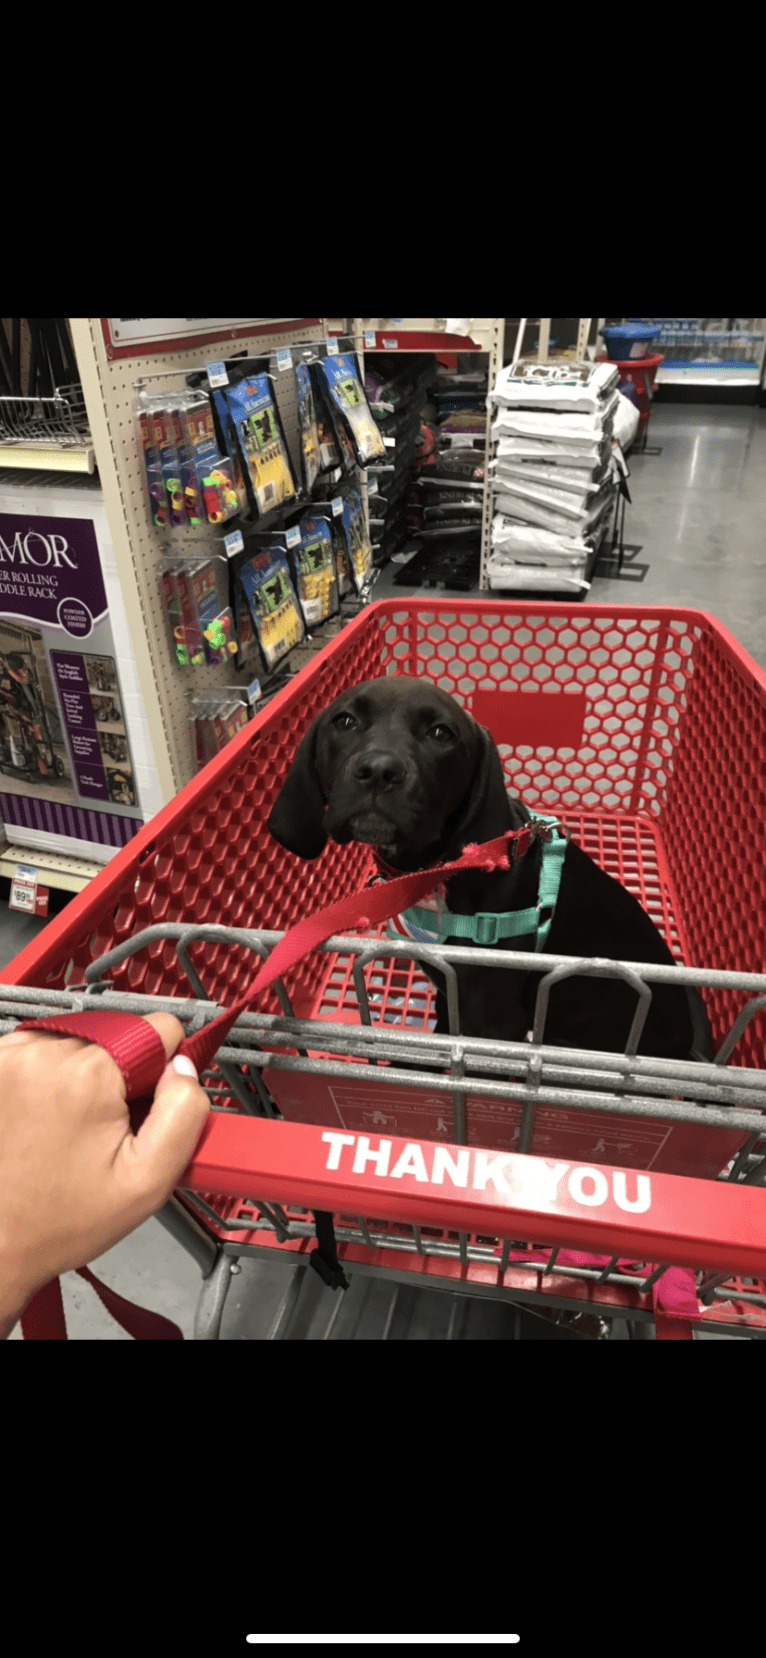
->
[599,320,661,361]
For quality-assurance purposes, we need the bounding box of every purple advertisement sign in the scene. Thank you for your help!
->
[0,514,107,631]
[0,506,142,849]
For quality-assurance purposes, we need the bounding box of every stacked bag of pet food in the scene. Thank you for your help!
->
[486,359,621,594]
[364,353,437,566]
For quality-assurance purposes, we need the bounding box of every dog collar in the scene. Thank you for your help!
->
[374,816,568,953]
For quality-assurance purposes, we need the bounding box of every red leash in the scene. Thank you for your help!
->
[14,825,532,1338]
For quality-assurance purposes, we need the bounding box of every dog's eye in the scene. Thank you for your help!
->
[430,724,453,743]
[332,712,357,730]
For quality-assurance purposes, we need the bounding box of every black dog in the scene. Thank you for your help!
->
[268,675,713,1062]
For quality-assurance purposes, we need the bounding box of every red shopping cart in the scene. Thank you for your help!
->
[2,598,766,1340]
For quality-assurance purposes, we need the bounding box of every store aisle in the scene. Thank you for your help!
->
[3,400,764,1338]
[381,402,766,671]
[590,404,766,668]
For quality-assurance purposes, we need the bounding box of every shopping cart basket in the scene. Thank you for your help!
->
[2,598,766,1340]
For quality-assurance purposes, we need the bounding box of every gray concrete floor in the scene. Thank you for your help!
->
[3,401,764,1338]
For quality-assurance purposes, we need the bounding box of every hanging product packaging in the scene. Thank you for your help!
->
[160,564,186,664]
[178,394,241,525]
[136,396,168,528]
[174,566,206,666]
[141,396,187,529]
[307,361,342,474]
[339,484,374,593]
[237,545,304,673]
[232,575,259,669]
[314,353,386,467]
[294,361,321,494]
[315,506,352,597]
[292,516,339,627]
[218,372,298,520]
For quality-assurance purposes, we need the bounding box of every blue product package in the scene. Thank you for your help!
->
[341,484,374,593]
[295,362,321,493]
[294,516,338,627]
[237,545,304,672]
[223,374,297,519]
[316,354,386,467]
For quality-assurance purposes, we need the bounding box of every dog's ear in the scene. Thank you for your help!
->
[444,722,528,849]
[267,713,328,860]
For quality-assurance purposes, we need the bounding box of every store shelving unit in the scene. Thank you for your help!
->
[1,317,597,849]
[0,834,103,894]
[67,319,330,808]
[650,319,766,389]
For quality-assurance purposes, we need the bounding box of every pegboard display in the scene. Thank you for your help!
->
[69,319,328,805]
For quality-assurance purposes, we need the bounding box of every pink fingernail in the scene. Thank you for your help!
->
[172,1054,198,1079]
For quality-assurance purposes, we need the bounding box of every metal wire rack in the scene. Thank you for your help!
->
[0,384,91,446]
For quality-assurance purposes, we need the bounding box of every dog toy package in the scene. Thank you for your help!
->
[295,361,321,494]
[167,402,203,527]
[220,373,298,520]
[314,353,386,468]
[339,484,374,593]
[134,396,188,529]
[237,545,304,672]
[151,399,188,528]
[307,506,353,597]
[186,561,239,666]
[179,394,241,525]
[232,576,259,668]
[292,516,339,627]
[136,398,169,528]
[160,565,187,664]
[306,362,342,475]
[194,698,249,770]
[173,566,206,666]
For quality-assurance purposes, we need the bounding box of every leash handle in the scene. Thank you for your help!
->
[16,825,533,1097]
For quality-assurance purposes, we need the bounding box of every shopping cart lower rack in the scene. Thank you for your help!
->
[2,598,766,1340]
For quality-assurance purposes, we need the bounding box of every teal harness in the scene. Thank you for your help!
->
[386,814,569,953]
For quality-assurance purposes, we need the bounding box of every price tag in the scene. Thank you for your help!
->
[331,496,343,517]
[224,529,244,557]
[363,330,376,349]
[367,478,378,496]
[285,525,301,548]
[326,337,339,357]
[9,863,37,914]
[275,347,292,372]
[383,435,396,448]
[206,360,229,388]
[390,318,403,324]
[246,677,262,707]
[329,467,342,484]
[382,338,398,350]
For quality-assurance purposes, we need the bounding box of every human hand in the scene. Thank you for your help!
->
[0,1015,209,1336]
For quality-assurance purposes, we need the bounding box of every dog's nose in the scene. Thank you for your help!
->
[353,750,406,790]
